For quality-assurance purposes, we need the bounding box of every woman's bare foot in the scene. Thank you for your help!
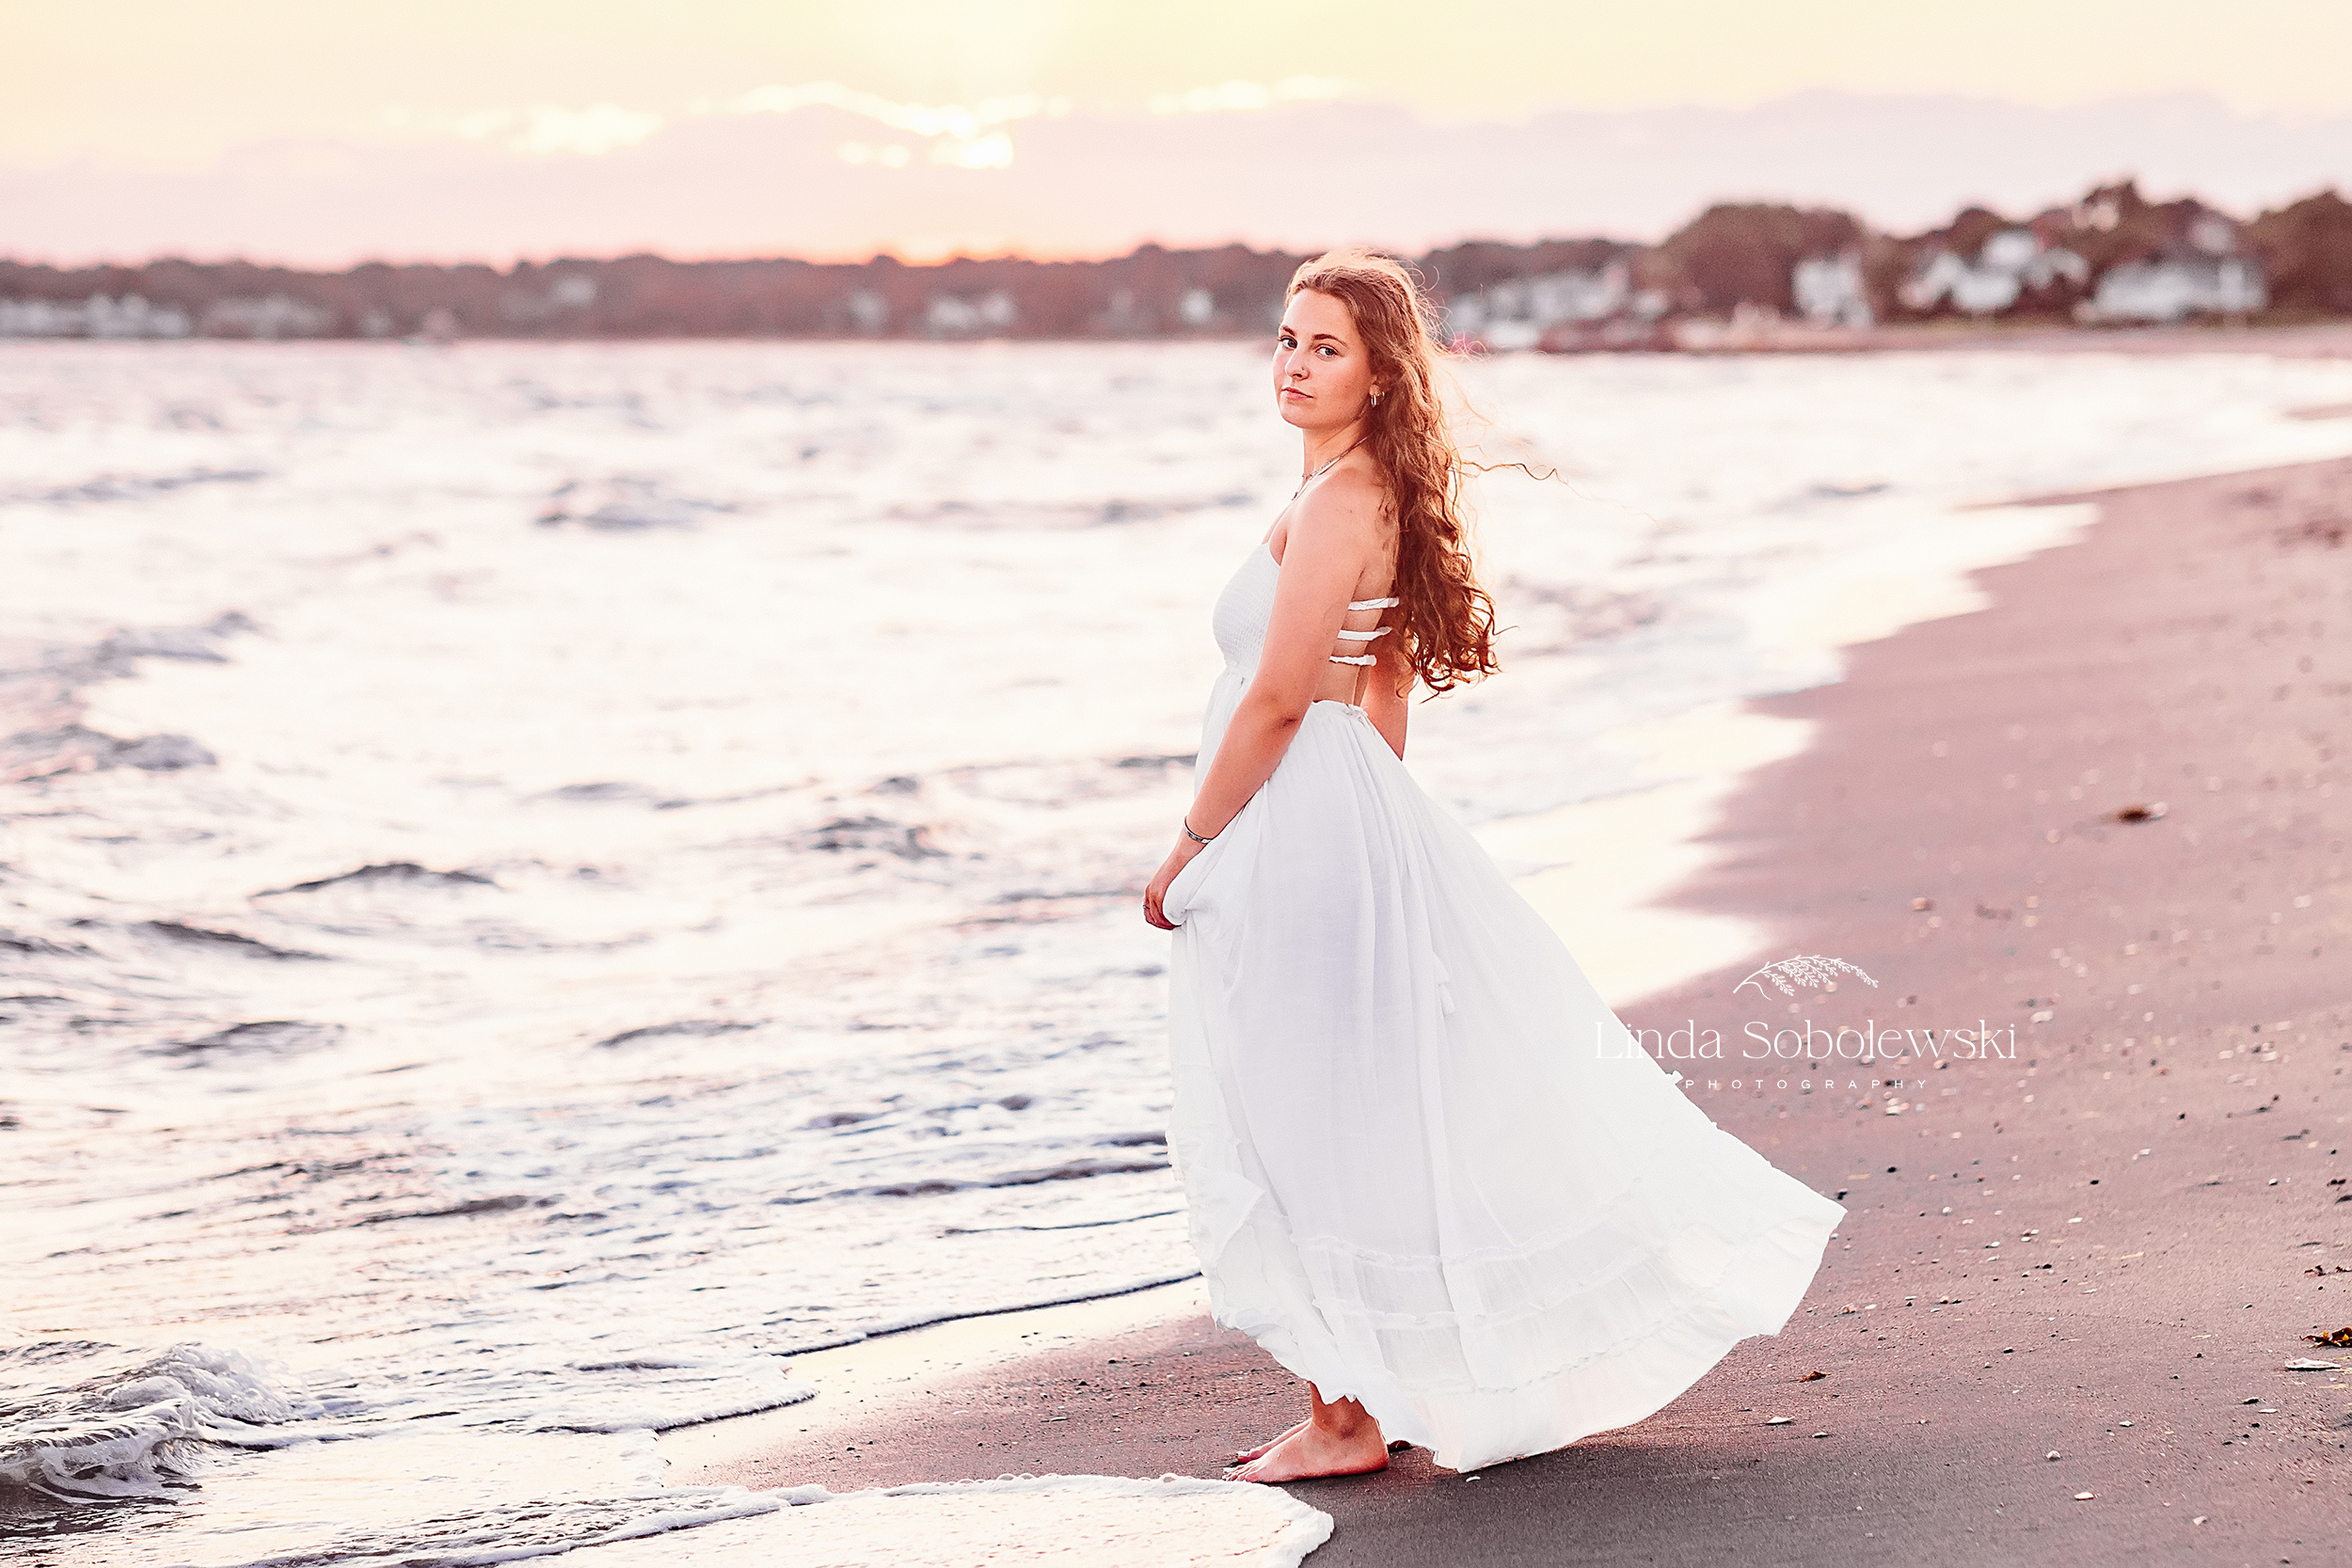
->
[1227,1419,1390,1483]
[1225,1391,1387,1483]
[1232,1418,1310,1463]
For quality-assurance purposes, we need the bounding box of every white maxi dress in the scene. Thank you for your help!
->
[1162,542,1844,1472]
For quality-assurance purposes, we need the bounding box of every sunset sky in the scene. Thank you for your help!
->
[8,1,2352,264]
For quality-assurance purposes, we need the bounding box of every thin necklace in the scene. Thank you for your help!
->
[1294,436,1363,499]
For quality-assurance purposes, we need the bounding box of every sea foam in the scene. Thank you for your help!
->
[0,1342,320,1500]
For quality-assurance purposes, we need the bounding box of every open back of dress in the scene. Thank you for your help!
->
[1162,541,1842,1471]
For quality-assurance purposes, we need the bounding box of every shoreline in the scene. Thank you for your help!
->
[660,452,2352,1563]
[1480,497,2104,1010]
[1562,319,2352,357]
[660,1278,1214,1483]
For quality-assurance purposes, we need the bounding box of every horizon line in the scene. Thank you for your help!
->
[10,174,2342,279]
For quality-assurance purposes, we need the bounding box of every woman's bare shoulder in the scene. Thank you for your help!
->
[1291,453,1388,543]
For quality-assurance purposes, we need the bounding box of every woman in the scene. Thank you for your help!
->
[1142,250,1843,1483]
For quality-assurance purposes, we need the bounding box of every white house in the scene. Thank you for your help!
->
[2076,209,2266,322]
[1445,261,1632,349]
[0,293,194,338]
[1900,230,2089,316]
[1791,253,1873,327]
[923,291,1016,335]
[199,294,335,339]
[2078,257,2266,322]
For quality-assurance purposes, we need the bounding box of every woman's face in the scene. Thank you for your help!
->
[1273,289,1377,434]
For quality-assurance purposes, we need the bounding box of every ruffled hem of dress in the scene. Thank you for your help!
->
[1179,1103,1839,1339]
[1207,1204,1836,1471]
[1206,1195,1831,1402]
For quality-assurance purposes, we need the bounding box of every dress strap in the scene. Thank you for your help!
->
[1333,590,1395,671]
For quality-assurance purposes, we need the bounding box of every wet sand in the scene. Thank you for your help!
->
[668,455,2352,1562]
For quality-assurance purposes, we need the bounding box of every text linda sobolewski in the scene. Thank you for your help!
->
[1598,1018,2020,1062]
[1610,953,2024,1064]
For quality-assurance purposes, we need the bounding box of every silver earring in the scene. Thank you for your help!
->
[1370,391,1380,407]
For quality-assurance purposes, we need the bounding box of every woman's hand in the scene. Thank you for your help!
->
[1143,832,1205,930]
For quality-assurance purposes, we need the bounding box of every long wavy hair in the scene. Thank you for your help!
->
[1288,248,1500,696]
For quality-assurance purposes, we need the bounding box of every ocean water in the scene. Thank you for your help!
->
[5,340,2350,1563]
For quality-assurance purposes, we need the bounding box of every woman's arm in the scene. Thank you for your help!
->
[1142,474,1385,929]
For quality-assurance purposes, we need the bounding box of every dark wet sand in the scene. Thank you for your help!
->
[681,456,2352,1563]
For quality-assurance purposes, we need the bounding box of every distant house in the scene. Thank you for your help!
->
[0,293,193,339]
[1790,252,1873,327]
[498,273,598,328]
[2075,214,2266,322]
[924,291,1016,336]
[1097,286,1157,334]
[1444,261,1633,349]
[2079,258,2266,321]
[195,295,336,339]
[1899,230,2088,316]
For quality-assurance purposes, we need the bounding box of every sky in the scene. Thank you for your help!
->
[8,1,2352,265]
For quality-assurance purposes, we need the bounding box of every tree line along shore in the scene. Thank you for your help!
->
[3,180,2347,347]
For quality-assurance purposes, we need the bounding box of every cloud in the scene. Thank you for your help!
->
[387,103,668,157]
[390,78,1346,173]
[717,81,1069,169]
[9,90,2349,267]
[1146,78,1350,117]
[717,81,1069,143]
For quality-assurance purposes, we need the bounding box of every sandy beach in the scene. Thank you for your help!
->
[665,451,2352,1563]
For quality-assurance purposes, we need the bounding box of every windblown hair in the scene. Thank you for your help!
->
[1287,249,1500,696]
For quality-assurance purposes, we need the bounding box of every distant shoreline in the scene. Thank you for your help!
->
[1584,318,2352,357]
[5,180,2347,345]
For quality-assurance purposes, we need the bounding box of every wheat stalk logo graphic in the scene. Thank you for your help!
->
[1733,955,1880,998]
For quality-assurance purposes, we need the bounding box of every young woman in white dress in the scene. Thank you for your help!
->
[1142,250,1843,1484]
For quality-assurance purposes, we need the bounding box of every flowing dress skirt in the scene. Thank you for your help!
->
[1162,552,1842,1472]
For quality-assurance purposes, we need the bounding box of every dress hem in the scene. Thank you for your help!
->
[1206,1208,1837,1471]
